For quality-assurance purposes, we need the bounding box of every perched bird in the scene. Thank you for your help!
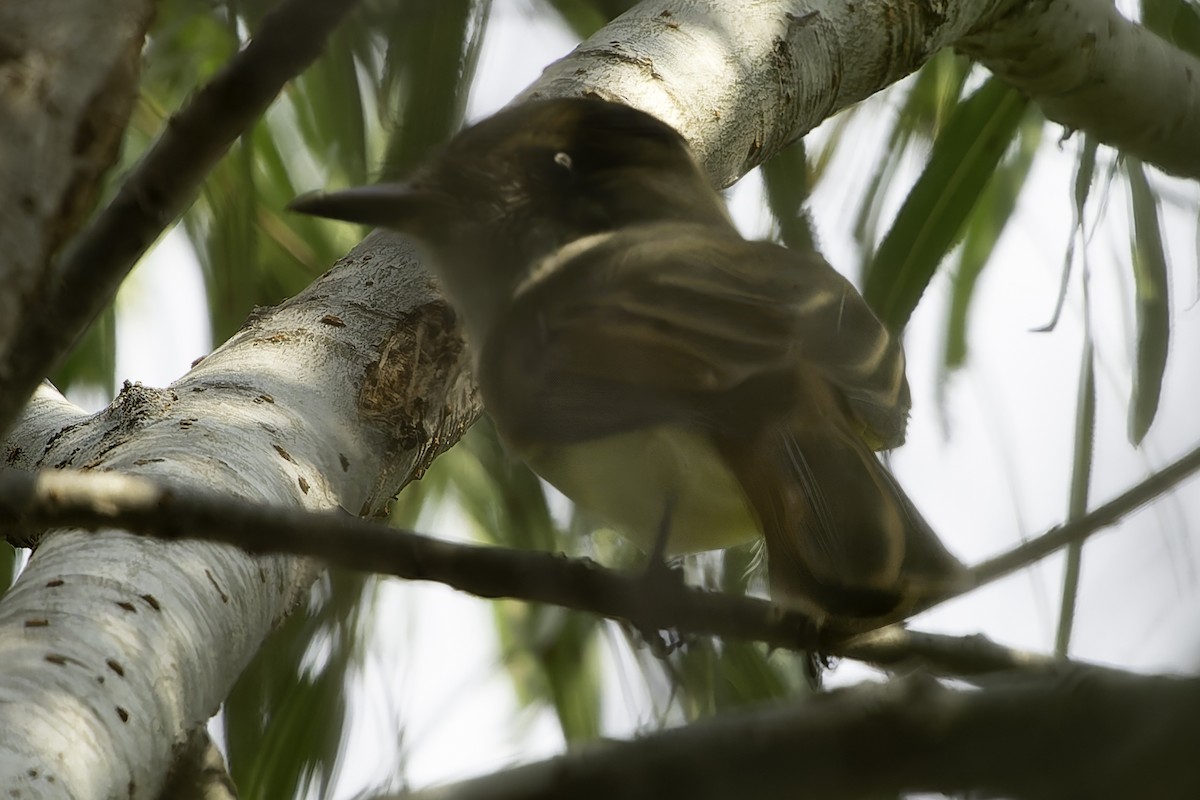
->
[290,97,964,628]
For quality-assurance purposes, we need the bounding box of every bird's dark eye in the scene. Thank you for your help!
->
[523,148,576,191]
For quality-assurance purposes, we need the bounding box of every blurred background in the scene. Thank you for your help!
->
[8,0,1200,796]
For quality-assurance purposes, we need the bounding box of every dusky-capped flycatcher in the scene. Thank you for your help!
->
[290,97,964,627]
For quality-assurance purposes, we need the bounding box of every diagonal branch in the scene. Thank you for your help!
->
[14,447,1200,677]
[0,467,1032,675]
[0,0,364,437]
[917,439,1200,614]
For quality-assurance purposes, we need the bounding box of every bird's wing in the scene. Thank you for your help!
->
[478,222,909,449]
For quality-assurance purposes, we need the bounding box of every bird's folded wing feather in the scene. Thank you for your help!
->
[479,222,909,448]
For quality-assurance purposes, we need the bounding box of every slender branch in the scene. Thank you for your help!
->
[0,467,1068,676]
[929,439,1200,611]
[385,668,1200,800]
[10,438,1199,661]
[0,0,363,436]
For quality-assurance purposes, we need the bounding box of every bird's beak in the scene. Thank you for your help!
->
[288,183,446,231]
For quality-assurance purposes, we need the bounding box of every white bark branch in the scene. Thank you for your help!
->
[960,0,1200,178]
[525,0,1018,188]
[527,0,1200,185]
[0,233,476,798]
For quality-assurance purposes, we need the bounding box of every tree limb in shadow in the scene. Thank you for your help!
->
[385,668,1200,800]
[5,438,1200,675]
[0,0,364,436]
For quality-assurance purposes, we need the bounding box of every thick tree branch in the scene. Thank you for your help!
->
[0,0,153,399]
[0,231,476,797]
[391,669,1200,800]
[527,0,1200,186]
[0,0,364,436]
[960,0,1200,179]
[525,0,1019,189]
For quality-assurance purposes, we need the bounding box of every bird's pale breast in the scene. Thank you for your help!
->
[521,424,760,554]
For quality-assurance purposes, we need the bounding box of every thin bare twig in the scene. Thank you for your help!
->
[5,439,1199,676]
[0,468,1039,676]
[925,439,1200,611]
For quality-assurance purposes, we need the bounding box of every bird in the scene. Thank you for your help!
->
[290,96,965,629]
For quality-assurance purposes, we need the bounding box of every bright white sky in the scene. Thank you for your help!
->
[97,1,1200,795]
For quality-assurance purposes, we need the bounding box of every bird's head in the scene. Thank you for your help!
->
[289,97,732,333]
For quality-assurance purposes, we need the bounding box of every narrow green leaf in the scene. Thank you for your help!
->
[940,111,1042,373]
[1125,158,1171,445]
[225,569,371,800]
[1035,136,1098,333]
[898,49,974,138]
[495,603,602,742]
[864,78,1028,332]
[666,637,803,720]
[195,145,263,339]
[1055,331,1096,657]
[852,135,906,260]
[540,0,616,37]
[453,421,605,742]
[851,52,972,263]
[0,544,16,596]
[762,140,814,251]
[290,28,368,185]
[380,0,485,179]
[714,643,794,705]
[1073,136,1100,214]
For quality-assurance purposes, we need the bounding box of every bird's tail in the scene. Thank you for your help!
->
[731,416,966,627]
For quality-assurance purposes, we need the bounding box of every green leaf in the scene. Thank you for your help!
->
[380,0,490,179]
[539,0,611,37]
[665,637,805,720]
[864,78,1029,332]
[0,544,17,596]
[850,51,972,261]
[762,140,815,251]
[1125,158,1171,445]
[1035,136,1098,333]
[224,569,372,800]
[1055,333,1096,657]
[496,602,603,742]
[940,109,1042,374]
[450,420,604,742]
[290,27,369,186]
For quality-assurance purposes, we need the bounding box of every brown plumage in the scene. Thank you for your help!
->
[290,97,964,626]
